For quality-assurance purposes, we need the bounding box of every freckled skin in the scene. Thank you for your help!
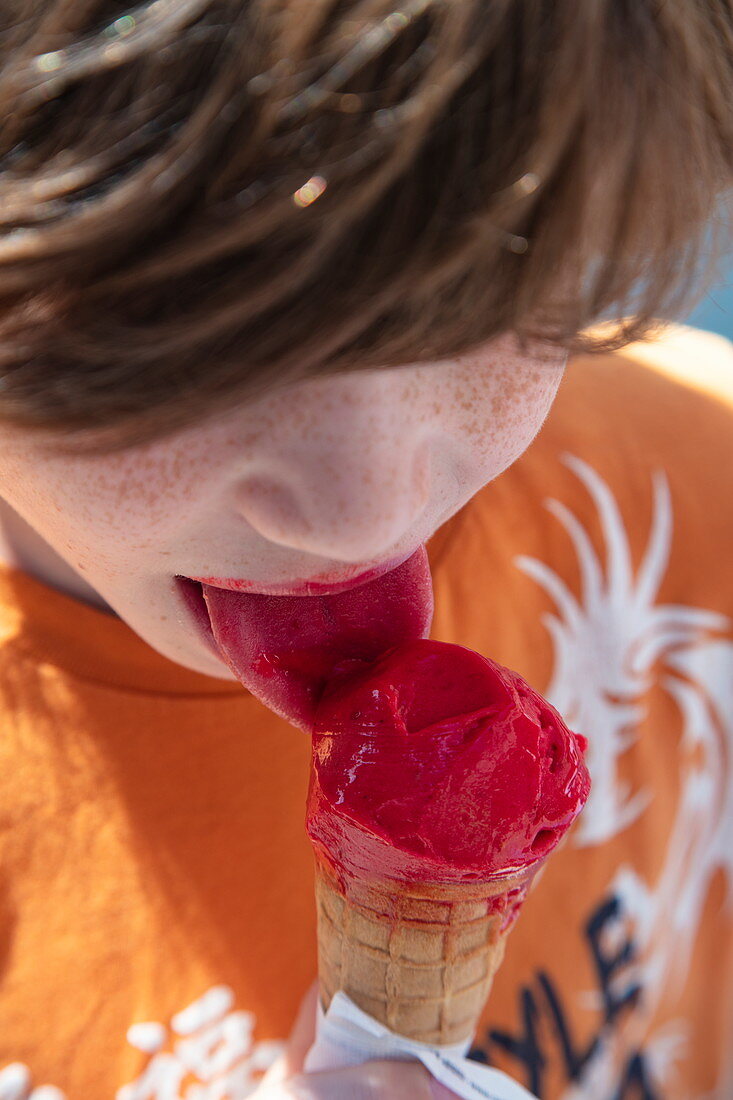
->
[0,332,566,680]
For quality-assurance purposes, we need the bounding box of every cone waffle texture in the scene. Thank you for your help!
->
[314,853,537,1045]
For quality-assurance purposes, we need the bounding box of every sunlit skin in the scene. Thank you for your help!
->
[0,332,567,681]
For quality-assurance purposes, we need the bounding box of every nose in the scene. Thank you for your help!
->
[233,445,433,564]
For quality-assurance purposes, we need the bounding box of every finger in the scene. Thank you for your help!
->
[261,979,320,1086]
[279,1058,445,1100]
[427,1075,462,1099]
[286,979,321,1073]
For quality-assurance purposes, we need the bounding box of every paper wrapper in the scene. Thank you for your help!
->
[305,990,539,1099]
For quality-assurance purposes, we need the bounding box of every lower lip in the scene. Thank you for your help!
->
[175,577,220,659]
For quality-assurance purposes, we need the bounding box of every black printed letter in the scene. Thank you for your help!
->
[485,987,547,1098]
[586,895,641,1026]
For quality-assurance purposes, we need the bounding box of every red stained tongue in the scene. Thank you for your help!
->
[200,545,434,733]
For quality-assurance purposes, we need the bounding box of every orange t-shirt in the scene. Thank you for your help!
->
[0,324,731,1100]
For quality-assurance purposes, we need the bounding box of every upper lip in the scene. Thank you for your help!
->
[187,548,417,597]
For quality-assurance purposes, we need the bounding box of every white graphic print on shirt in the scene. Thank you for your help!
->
[116,985,284,1099]
[487,455,733,1100]
[0,986,283,1100]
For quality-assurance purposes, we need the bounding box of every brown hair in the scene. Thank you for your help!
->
[0,0,731,455]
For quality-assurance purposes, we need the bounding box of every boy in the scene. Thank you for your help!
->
[0,2,731,1097]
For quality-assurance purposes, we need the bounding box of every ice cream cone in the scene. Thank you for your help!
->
[307,640,590,1045]
[314,850,540,1046]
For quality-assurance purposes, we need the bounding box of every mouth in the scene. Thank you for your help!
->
[176,544,433,730]
[174,549,419,668]
[175,577,220,659]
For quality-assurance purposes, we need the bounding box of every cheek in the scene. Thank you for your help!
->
[0,443,177,572]
[459,361,564,482]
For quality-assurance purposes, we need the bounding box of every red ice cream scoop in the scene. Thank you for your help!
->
[307,639,590,885]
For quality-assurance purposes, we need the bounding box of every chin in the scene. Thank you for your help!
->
[141,624,238,683]
[175,647,238,681]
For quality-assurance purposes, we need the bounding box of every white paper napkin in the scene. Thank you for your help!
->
[304,991,539,1100]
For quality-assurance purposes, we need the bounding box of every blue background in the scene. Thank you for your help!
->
[684,258,733,340]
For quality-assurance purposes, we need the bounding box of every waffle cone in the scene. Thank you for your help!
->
[314,852,538,1045]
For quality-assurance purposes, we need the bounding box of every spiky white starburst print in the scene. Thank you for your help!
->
[516,455,733,1099]
[517,454,728,847]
